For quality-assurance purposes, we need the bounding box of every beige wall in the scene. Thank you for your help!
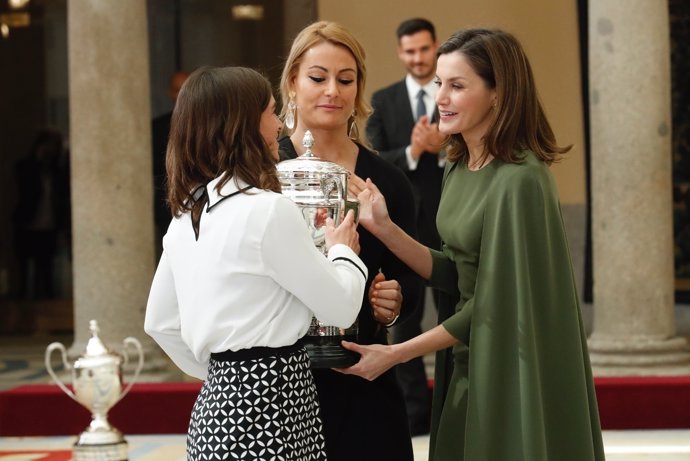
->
[318,0,586,204]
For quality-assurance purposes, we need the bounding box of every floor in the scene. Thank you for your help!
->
[3,333,690,460]
[4,431,690,460]
[0,434,438,460]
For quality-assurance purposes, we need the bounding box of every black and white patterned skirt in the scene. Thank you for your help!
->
[187,343,327,461]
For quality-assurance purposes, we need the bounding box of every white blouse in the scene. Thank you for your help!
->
[144,175,367,380]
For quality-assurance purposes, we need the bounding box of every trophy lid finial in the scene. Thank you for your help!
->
[302,130,315,158]
[84,319,108,357]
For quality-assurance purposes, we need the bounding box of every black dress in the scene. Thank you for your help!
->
[279,138,422,461]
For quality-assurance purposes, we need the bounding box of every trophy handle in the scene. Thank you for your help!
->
[44,342,78,402]
[320,177,345,224]
[117,336,144,403]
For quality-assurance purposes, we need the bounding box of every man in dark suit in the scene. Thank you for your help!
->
[152,71,189,257]
[366,18,446,436]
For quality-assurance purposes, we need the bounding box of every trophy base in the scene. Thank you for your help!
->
[73,440,128,461]
[301,335,359,368]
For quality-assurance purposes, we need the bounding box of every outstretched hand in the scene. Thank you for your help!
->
[348,173,367,198]
[356,178,391,237]
[334,340,399,381]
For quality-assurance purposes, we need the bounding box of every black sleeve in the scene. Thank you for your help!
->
[379,165,424,324]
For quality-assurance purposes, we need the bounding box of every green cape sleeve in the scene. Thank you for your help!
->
[436,158,604,460]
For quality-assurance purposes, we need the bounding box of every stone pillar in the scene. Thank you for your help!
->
[588,0,690,375]
[68,0,164,369]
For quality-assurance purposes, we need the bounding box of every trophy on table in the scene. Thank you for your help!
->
[45,319,144,460]
[277,130,361,368]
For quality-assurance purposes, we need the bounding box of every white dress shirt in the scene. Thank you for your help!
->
[145,175,367,380]
[405,74,437,122]
[404,74,446,170]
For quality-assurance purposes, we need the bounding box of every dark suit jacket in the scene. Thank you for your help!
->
[367,79,444,249]
[151,111,172,233]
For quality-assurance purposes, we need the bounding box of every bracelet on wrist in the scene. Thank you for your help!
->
[385,314,400,327]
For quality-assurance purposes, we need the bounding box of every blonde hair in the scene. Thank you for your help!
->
[279,21,372,147]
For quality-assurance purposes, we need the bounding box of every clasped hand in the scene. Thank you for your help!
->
[369,271,402,326]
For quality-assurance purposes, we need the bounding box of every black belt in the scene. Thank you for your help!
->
[211,342,303,362]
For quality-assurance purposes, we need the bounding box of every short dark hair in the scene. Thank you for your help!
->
[396,18,436,42]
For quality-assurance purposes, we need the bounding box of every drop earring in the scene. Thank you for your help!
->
[285,99,296,130]
[348,111,359,139]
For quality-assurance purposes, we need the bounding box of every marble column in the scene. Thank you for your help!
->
[68,0,165,369]
[588,0,690,375]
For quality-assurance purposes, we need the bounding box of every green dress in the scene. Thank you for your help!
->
[428,152,605,461]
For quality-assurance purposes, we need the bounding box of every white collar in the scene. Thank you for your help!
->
[205,175,252,210]
[405,74,437,98]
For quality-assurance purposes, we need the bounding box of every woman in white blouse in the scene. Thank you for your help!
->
[144,66,367,461]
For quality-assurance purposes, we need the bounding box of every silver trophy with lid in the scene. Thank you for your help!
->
[277,131,360,368]
[45,320,144,460]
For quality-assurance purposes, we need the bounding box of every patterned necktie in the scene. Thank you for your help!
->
[416,89,427,120]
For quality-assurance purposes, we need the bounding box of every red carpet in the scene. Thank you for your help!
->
[0,382,199,436]
[1,377,690,436]
[594,376,690,429]
[0,451,72,460]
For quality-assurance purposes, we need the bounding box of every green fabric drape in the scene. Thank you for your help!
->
[427,152,604,461]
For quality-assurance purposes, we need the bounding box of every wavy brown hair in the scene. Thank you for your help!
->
[279,21,372,147]
[166,66,280,221]
[437,28,571,165]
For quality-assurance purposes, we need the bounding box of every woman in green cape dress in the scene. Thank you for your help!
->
[341,28,605,461]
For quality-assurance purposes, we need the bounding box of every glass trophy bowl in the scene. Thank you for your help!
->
[277,131,360,368]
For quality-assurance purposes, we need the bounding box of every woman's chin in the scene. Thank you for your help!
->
[438,123,453,136]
